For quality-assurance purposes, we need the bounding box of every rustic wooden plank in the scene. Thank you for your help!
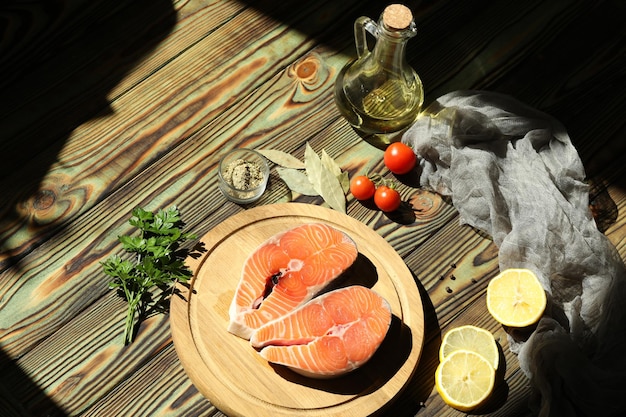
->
[0,293,169,415]
[0,44,340,363]
[0,44,399,408]
[0,0,137,80]
[0,0,242,142]
[486,0,626,110]
[402,220,499,324]
[413,0,583,99]
[0,0,359,269]
[6,32,624,417]
[0,384,31,417]
[2,0,178,155]
[2,1,625,416]
[3,0,619,270]
[0,39,457,415]
[0,0,243,269]
[606,185,626,260]
[3,0,609,271]
[421,293,533,416]
[80,347,219,417]
[0,45,358,413]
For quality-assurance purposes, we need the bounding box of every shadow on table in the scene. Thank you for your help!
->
[0,0,176,414]
[246,0,626,196]
[381,274,441,416]
[0,0,176,270]
[0,348,67,417]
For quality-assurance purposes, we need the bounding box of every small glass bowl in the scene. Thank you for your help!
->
[218,148,269,204]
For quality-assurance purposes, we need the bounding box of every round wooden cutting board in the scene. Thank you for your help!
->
[170,203,424,417]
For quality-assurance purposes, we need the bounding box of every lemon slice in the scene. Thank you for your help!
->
[439,325,499,370]
[486,268,546,327]
[435,349,496,411]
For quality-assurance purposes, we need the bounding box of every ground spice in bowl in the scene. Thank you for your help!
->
[218,148,269,204]
[223,159,264,190]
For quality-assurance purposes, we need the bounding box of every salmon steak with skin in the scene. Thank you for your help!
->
[250,285,392,378]
[228,223,358,340]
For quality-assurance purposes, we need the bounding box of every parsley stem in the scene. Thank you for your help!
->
[124,293,142,344]
[124,302,135,344]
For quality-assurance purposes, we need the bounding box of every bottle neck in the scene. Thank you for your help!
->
[372,28,412,73]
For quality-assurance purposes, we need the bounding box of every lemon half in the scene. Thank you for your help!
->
[486,268,546,327]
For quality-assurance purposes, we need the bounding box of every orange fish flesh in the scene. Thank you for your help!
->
[228,223,358,340]
[250,285,392,378]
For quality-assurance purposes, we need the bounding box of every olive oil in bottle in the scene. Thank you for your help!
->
[334,4,424,147]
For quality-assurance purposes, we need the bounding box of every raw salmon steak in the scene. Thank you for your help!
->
[228,223,358,340]
[250,285,392,378]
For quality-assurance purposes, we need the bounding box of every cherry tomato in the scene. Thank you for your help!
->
[384,142,416,175]
[374,186,401,212]
[350,175,376,200]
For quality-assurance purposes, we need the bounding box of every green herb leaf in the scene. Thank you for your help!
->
[101,205,196,344]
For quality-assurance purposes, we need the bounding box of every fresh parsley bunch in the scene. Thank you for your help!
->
[102,206,196,344]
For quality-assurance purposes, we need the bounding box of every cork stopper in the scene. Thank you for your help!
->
[383,4,413,30]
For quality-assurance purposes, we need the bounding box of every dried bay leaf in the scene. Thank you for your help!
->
[304,143,346,212]
[322,150,349,194]
[276,167,318,196]
[258,149,305,169]
[261,145,347,212]
[318,164,347,213]
[338,171,350,194]
[321,149,342,177]
[304,143,323,192]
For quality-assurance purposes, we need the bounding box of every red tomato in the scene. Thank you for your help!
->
[384,142,416,174]
[350,175,376,200]
[374,186,401,212]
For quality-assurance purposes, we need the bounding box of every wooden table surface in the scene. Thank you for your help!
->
[1,0,625,416]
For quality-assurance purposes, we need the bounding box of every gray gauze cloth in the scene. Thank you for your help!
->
[403,90,626,416]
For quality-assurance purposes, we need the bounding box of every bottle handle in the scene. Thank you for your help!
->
[354,16,378,59]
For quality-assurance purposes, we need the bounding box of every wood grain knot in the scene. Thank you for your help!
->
[33,189,56,210]
[16,174,80,226]
[287,52,329,94]
[296,61,316,79]
[409,189,443,219]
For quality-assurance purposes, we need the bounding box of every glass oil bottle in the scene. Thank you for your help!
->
[334,4,424,148]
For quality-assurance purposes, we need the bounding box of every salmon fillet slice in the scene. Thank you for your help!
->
[250,285,392,378]
[228,223,358,340]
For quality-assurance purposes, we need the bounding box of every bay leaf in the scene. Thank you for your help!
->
[338,171,350,194]
[321,149,349,193]
[321,149,342,177]
[258,149,305,169]
[304,143,346,212]
[276,167,318,196]
[304,143,323,193]
[318,165,347,213]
